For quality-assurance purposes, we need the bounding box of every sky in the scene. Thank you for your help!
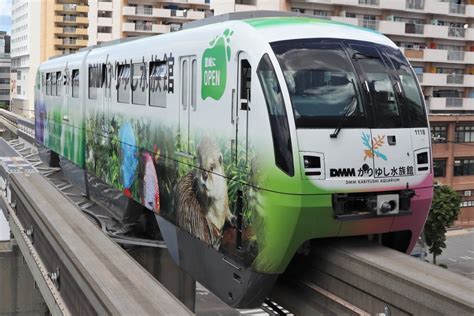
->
[0,0,12,34]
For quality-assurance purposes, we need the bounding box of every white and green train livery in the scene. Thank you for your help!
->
[35,15,433,308]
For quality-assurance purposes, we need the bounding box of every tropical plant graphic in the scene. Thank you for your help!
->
[362,132,387,161]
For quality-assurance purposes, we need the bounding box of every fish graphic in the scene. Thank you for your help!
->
[120,122,138,198]
[142,151,160,214]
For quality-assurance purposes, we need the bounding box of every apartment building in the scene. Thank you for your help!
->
[10,0,42,117]
[0,32,10,109]
[49,0,89,56]
[212,0,474,225]
[88,0,211,46]
[10,0,89,117]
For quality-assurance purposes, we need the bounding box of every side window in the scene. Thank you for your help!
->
[191,59,197,110]
[46,73,51,96]
[56,71,62,96]
[132,62,146,105]
[117,63,131,103]
[42,73,46,94]
[257,54,294,176]
[51,72,57,96]
[89,65,97,100]
[72,69,79,98]
[181,59,188,109]
[149,61,167,107]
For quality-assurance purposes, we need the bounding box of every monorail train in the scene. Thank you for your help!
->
[35,15,433,308]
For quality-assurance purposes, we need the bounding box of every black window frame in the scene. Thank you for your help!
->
[431,125,448,143]
[257,53,294,176]
[454,158,474,176]
[455,125,474,143]
[433,159,447,177]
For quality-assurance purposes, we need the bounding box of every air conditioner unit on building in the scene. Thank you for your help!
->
[464,190,471,197]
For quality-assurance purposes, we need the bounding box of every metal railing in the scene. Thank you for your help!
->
[63,15,76,22]
[63,4,77,11]
[449,3,466,14]
[359,0,379,5]
[135,23,152,31]
[405,23,424,34]
[447,74,464,84]
[63,27,76,33]
[448,27,466,38]
[416,73,423,82]
[358,19,379,31]
[63,38,77,45]
[447,50,465,61]
[446,98,463,107]
[136,7,152,15]
[406,0,424,10]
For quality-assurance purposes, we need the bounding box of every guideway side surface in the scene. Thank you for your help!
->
[0,138,191,315]
[273,239,474,315]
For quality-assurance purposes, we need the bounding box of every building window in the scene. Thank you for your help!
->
[72,69,80,98]
[433,159,446,177]
[454,158,474,176]
[460,200,474,208]
[455,125,474,143]
[431,125,447,143]
[132,62,146,105]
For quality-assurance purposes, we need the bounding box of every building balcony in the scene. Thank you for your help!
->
[98,1,113,11]
[56,38,88,47]
[98,17,113,27]
[58,27,88,35]
[428,97,474,112]
[123,6,154,16]
[420,73,474,87]
[97,33,112,42]
[55,4,88,13]
[151,7,206,20]
[56,15,88,25]
[122,22,170,34]
[399,48,474,65]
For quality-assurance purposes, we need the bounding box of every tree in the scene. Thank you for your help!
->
[424,185,460,264]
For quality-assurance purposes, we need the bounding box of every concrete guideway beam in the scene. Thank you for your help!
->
[310,240,474,315]
[3,169,192,315]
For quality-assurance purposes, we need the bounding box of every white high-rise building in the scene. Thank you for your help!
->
[10,0,42,118]
[88,0,212,46]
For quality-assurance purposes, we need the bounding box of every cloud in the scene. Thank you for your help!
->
[0,0,12,34]
[0,0,12,15]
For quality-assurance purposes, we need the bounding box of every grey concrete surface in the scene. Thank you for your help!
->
[0,241,48,315]
[436,228,474,280]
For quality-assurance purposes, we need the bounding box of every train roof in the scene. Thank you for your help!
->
[40,14,396,68]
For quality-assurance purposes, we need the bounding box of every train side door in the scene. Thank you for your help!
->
[178,56,197,155]
[233,52,251,164]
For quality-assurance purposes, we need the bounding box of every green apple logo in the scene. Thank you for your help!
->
[201,29,233,101]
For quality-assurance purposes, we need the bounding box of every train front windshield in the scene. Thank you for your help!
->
[271,39,428,129]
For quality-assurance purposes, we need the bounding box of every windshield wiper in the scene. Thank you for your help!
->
[330,79,358,139]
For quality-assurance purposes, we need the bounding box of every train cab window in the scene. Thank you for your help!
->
[149,61,167,107]
[51,72,57,96]
[383,48,427,127]
[72,69,80,98]
[117,64,131,103]
[132,62,146,105]
[257,54,294,176]
[56,71,62,96]
[350,44,401,128]
[46,73,51,96]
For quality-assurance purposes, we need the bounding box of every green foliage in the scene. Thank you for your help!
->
[424,185,460,264]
